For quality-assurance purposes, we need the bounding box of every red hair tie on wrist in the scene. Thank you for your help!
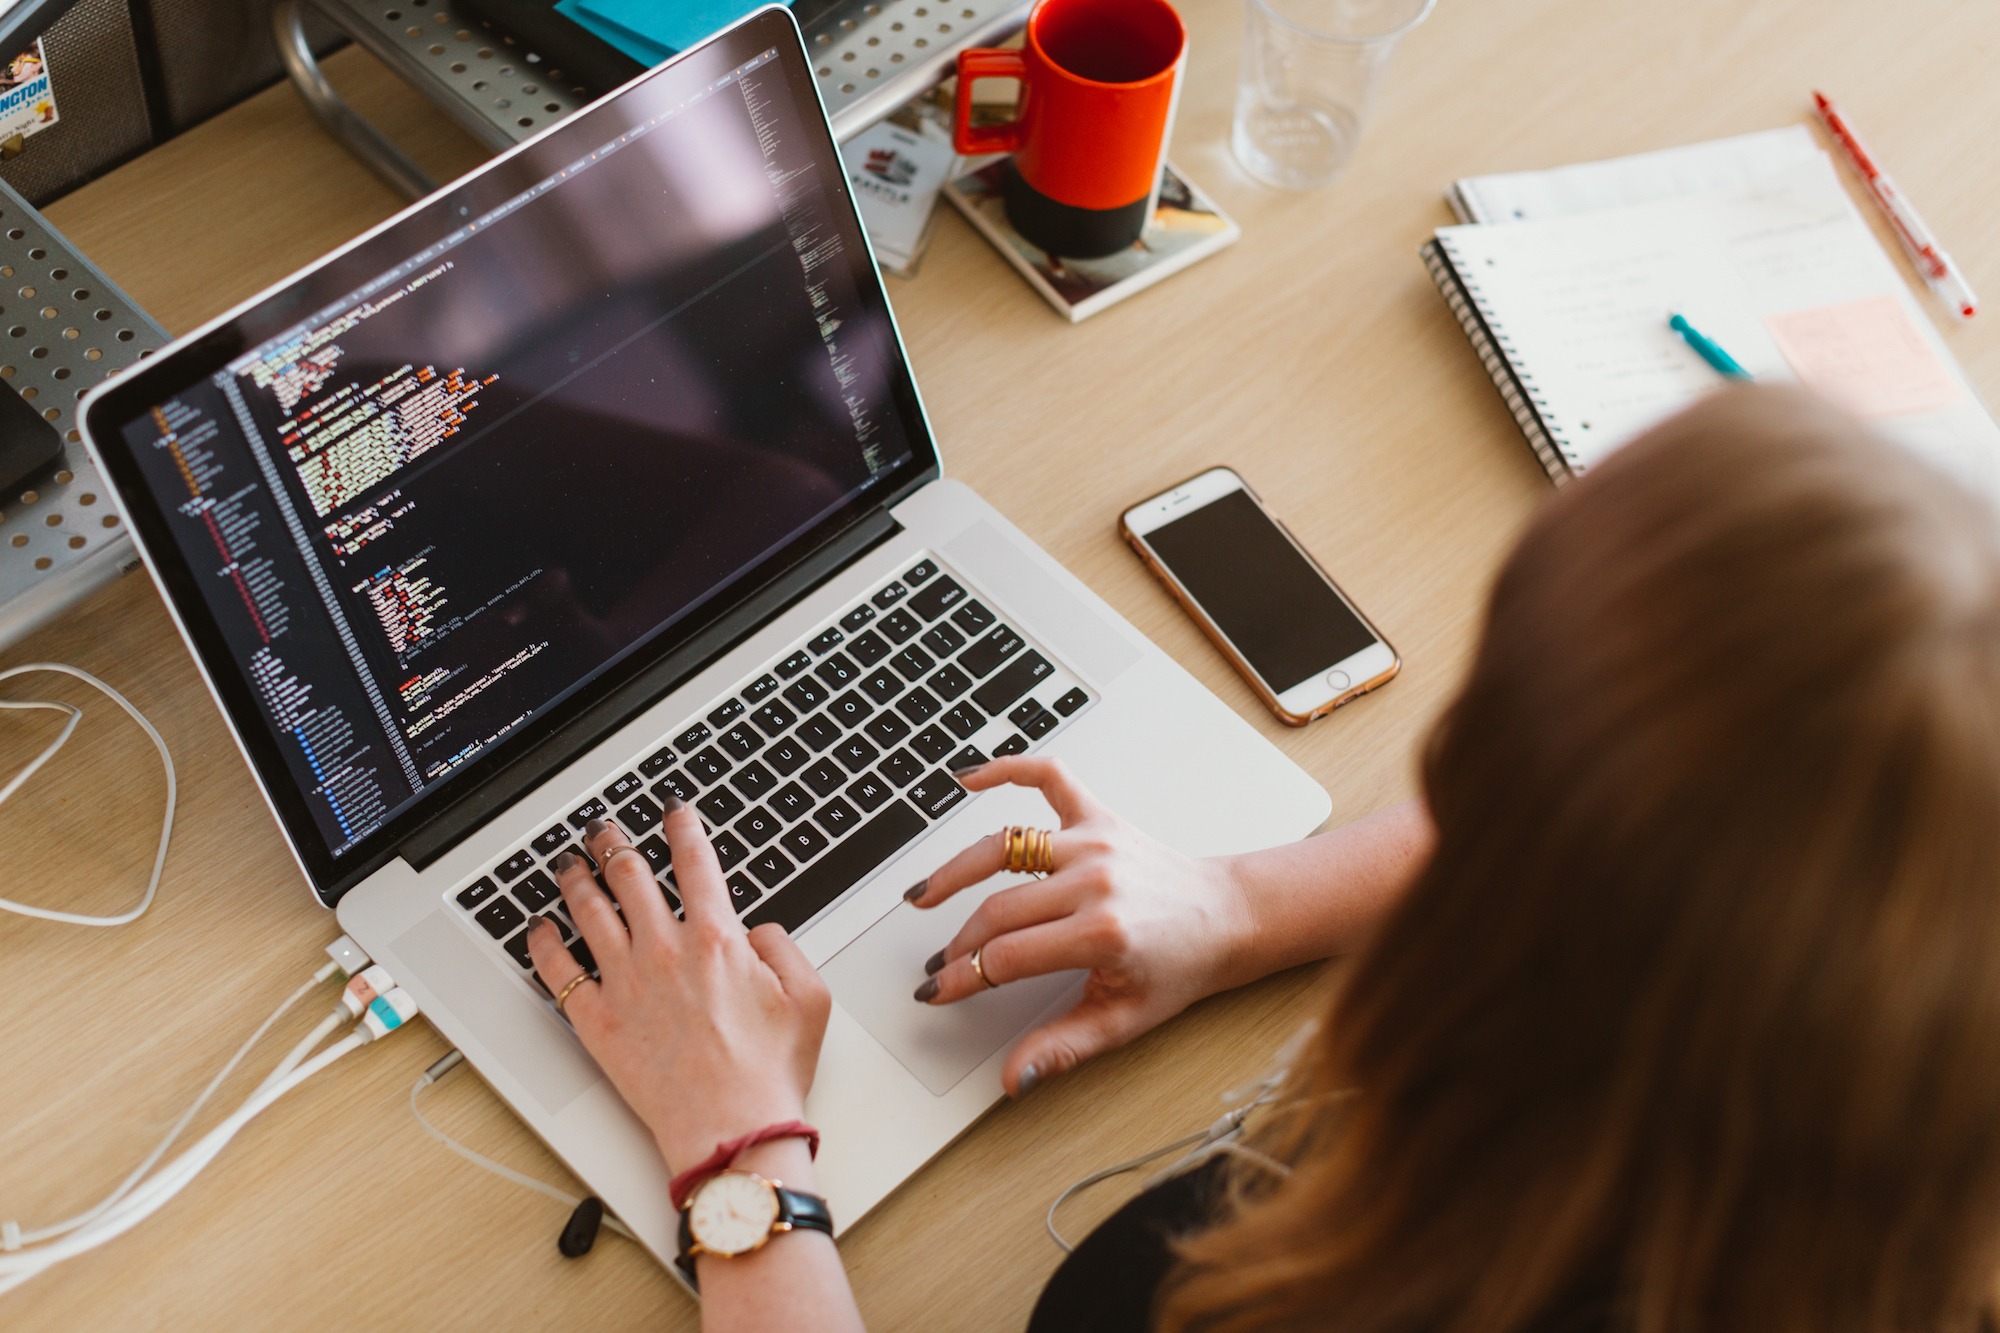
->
[669,1120,821,1210]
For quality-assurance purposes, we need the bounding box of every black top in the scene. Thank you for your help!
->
[1027,1158,1228,1333]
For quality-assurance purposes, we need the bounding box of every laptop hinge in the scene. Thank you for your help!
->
[397,507,904,871]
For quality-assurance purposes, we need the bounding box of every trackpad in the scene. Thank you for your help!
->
[820,896,1081,1096]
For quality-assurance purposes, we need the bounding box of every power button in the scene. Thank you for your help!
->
[1324,669,1351,692]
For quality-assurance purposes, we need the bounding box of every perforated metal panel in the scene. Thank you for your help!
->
[0,0,155,206]
[308,0,1026,146]
[0,177,167,649]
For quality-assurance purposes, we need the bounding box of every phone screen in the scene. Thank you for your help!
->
[1141,489,1378,694]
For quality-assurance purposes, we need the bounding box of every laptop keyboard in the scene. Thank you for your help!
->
[448,553,1096,992]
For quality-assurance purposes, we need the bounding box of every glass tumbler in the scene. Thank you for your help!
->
[1232,0,1435,190]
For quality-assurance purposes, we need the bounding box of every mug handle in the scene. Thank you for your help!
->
[953,48,1027,155]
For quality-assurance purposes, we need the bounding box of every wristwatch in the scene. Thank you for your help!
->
[674,1170,833,1286]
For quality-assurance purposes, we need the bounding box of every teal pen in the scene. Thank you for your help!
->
[1668,312,1752,380]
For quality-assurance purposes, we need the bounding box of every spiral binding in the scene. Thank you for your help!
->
[1420,238,1578,486]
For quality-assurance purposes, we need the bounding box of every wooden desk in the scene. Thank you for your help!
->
[4,2,1996,1325]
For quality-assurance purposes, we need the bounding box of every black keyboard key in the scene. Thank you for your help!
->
[903,558,939,586]
[496,848,537,882]
[910,725,956,763]
[925,663,972,702]
[920,623,966,658]
[675,723,712,752]
[859,668,904,705]
[660,879,681,915]
[712,830,749,871]
[708,698,746,727]
[743,673,780,704]
[752,700,799,736]
[951,600,995,635]
[797,714,843,751]
[827,690,873,728]
[618,794,664,836]
[992,733,1030,757]
[815,795,860,835]
[802,758,847,797]
[476,896,526,938]
[1023,709,1060,739]
[848,630,891,666]
[718,723,765,761]
[513,870,561,912]
[907,575,966,621]
[941,702,985,739]
[1054,687,1090,717]
[891,645,935,681]
[872,581,908,609]
[814,652,860,689]
[782,676,829,713]
[566,798,608,830]
[653,769,698,803]
[833,735,881,773]
[456,876,499,910]
[771,781,816,821]
[863,711,911,747]
[948,745,989,773]
[1009,699,1044,728]
[808,628,845,655]
[697,787,746,826]
[747,847,797,890]
[846,772,892,812]
[636,835,673,876]
[686,746,732,784]
[879,748,926,787]
[745,801,927,934]
[780,821,830,862]
[776,650,813,678]
[839,604,876,633]
[731,760,779,801]
[880,608,921,643]
[604,772,646,805]
[737,806,783,846]
[909,771,969,820]
[727,873,762,912]
[570,939,597,975]
[764,737,811,776]
[639,745,677,778]
[973,651,1054,715]
[531,825,569,856]
[960,624,1025,677]
[504,931,535,969]
[898,687,943,724]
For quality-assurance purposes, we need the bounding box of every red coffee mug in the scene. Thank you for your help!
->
[953,0,1186,258]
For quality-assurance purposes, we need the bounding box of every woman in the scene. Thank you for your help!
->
[525,384,2000,1331]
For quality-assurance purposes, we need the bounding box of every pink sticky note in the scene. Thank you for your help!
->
[1765,294,1965,419]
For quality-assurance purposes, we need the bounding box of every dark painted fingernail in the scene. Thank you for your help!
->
[904,878,928,903]
[913,977,939,1003]
[529,914,553,936]
[949,762,984,779]
[554,851,578,871]
[924,949,946,975]
[1016,1065,1040,1096]
[660,795,686,815]
[584,818,607,838]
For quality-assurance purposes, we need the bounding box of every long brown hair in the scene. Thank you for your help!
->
[1162,387,2000,1333]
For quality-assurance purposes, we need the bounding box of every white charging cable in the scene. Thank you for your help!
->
[0,662,175,927]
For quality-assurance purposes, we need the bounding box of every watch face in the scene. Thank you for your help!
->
[689,1171,782,1256]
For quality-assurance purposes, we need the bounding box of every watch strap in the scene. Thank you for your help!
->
[674,1181,834,1289]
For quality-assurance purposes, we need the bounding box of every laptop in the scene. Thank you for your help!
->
[79,7,1329,1279]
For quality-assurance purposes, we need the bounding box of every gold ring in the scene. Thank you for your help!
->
[968,946,998,989]
[596,845,648,875]
[554,972,594,1014]
[1002,826,1056,876]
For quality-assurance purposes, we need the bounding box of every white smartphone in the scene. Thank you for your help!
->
[1120,466,1400,726]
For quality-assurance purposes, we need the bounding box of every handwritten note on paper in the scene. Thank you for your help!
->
[1764,295,1966,419]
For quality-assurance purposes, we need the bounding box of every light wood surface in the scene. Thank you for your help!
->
[4,3,1997,1326]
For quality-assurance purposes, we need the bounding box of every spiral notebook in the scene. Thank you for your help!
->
[1422,138,2000,497]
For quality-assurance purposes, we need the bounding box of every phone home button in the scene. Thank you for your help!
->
[1324,669,1351,692]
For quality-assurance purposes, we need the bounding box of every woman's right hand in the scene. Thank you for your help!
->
[906,756,1256,1096]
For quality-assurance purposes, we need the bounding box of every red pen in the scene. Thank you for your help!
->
[1813,91,1977,321]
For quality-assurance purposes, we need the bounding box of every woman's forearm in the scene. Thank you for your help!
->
[693,1139,865,1333]
[1215,799,1432,990]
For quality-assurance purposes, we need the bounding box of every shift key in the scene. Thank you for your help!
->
[970,651,1052,715]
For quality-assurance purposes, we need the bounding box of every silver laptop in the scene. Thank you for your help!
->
[79,7,1327,1279]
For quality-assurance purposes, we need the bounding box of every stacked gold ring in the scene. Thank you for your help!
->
[1002,825,1057,875]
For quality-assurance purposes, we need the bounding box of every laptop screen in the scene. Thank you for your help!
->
[84,13,933,894]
